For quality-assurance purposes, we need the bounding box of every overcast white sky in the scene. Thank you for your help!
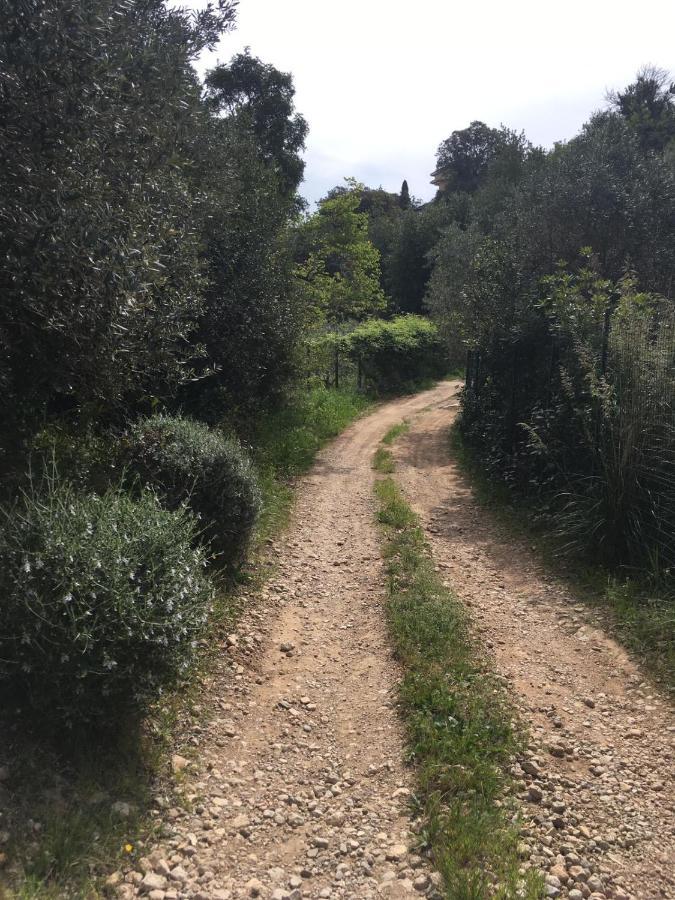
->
[189,0,675,206]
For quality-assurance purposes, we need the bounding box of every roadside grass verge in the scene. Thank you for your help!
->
[0,384,371,900]
[450,425,675,692]
[372,446,395,473]
[373,475,542,899]
[382,420,410,445]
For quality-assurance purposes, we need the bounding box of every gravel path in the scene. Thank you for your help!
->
[110,380,674,900]
[110,385,453,900]
[393,384,675,900]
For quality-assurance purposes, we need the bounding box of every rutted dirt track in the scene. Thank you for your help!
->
[113,381,674,900]
[393,383,675,900]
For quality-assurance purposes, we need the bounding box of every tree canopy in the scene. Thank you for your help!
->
[295,182,386,324]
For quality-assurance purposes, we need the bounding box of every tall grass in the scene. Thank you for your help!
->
[255,384,371,476]
[452,424,675,690]
[251,384,371,544]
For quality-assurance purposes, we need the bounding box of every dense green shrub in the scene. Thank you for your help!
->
[347,315,447,392]
[0,0,236,453]
[124,415,261,566]
[0,480,214,724]
[457,268,675,575]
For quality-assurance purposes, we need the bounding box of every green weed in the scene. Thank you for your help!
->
[382,420,410,445]
[372,447,395,473]
[374,477,542,899]
[254,384,371,477]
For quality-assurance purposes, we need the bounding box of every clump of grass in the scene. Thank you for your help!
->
[382,420,410,445]
[255,385,371,477]
[372,446,395,474]
[374,476,542,899]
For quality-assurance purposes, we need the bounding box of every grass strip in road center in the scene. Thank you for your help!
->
[373,475,543,899]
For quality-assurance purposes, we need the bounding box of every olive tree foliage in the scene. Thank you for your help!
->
[0,0,237,454]
[427,72,675,353]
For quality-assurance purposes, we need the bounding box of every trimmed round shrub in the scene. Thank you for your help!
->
[0,481,214,724]
[123,415,261,566]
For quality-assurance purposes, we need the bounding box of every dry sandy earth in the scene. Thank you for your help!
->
[110,381,674,900]
[393,382,675,900]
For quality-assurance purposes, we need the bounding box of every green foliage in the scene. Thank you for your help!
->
[609,65,675,155]
[382,421,410,445]
[205,49,308,198]
[451,424,675,690]
[0,0,236,453]
[295,181,386,323]
[399,179,412,210]
[372,447,395,473]
[181,52,307,419]
[123,415,261,567]
[0,479,214,725]
[426,69,675,582]
[386,204,449,314]
[374,478,541,899]
[434,122,529,195]
[255,385,370,477]
[348,315,447,392]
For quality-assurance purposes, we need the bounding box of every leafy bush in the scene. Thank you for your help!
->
[347,315,447,392]
[124,415,261,566]
[457,266,675,576]
[0,480,214,724]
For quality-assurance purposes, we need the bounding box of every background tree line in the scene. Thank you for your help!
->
[374,66,675,579]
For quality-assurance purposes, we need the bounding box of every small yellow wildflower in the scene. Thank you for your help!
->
[124,843,134,854]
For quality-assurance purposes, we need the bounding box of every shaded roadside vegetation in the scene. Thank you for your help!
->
[0,385,373,899]
[373,461,542,899]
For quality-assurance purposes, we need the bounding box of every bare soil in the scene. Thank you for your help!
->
[111,380,674,900]
[393,382,675,900]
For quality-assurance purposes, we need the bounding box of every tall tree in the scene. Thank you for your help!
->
[435,122,527,194]
[185,54,307,417]
[608,66,675,155]
[295,182,386,323]
[204,49,308,198]
[399,180,411,209]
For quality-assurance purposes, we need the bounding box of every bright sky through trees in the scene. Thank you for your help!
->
[188,0,673,204]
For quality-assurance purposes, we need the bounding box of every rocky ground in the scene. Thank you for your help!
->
[107,387,455,900]
[393,385,675,900]
[106,381,674,900]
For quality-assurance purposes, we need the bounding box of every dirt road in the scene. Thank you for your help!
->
[393,383,675,900]
[112,381,674,900]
